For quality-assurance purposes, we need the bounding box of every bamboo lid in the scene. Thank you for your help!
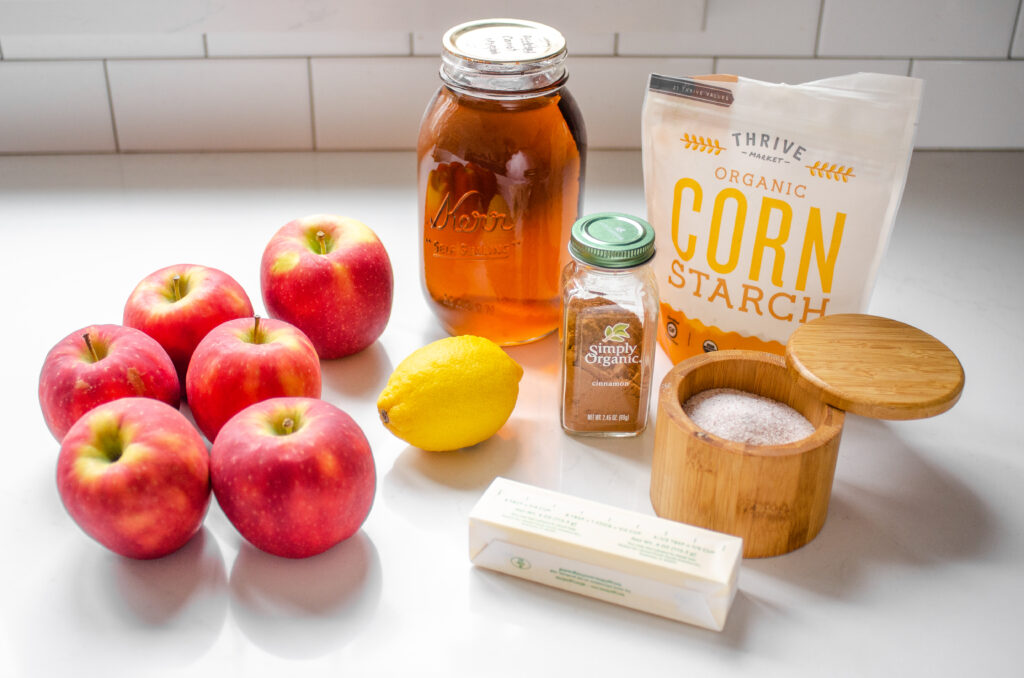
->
[785,314,964,420]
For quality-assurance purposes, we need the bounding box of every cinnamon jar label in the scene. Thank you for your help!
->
[563,298,644,432]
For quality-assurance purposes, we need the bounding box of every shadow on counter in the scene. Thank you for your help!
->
[319,340,394,400]
[744,416,994,598]
[229,530,383,659]
[13,527,228,676]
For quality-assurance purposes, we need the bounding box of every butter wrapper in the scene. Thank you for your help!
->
[469,477,742,631]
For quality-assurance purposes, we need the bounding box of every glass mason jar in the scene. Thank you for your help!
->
[560,213,659,437]
[418,18,587,345]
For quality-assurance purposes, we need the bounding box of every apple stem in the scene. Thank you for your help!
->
[282,418,295,435]
[171,274,182,301]
[316,230,327,255]
[82,333,99,362]
[253,315,263,344]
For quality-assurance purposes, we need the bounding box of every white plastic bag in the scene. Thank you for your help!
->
[642,73,922,363]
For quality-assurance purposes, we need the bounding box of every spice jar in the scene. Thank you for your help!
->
[418,18,586,345]
[561,213,658,436]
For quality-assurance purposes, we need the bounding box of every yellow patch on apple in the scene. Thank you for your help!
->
[277,369,310,396]
[329,261,355,294]
[302,214,379,245]
[267,331,304,351]
[317,451,340,478]
[271,251,301,274]
[337,221,379,245]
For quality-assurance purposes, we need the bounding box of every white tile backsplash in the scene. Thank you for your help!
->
[569,32,617,57]
[617,0,821,57]
[406,2,701,41]
[206,32,411,58]
[311,57,439,150]
[569,57,714,148]
[107,59,313,152]
[911,60,1024,148]
[0,61,115,153]
[0,33,205,60]
[715,58,911,84]
[819,0,1020,58]
[1013,5,1024,58]
[0,0,1022,152]
[0,1,703,36]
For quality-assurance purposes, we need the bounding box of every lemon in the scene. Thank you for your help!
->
[377,336,523,451]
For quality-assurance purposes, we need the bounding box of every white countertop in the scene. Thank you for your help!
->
[1,150,1020,677]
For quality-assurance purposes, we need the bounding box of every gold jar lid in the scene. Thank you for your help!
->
[440,18,568,96]
[443,18,565,63]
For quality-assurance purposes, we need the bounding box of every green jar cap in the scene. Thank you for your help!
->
[569,213,656,268]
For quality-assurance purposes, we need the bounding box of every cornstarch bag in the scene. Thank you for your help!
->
[641,73,922,363]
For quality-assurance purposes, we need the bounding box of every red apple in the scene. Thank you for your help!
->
[39,324,180,441]
[185,316,321,442]
[123,264,254,389]
[211,397,375,558]
[56,397,211,559]
[260,214,393,359]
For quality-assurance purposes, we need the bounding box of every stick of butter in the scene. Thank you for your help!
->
[468,477,742,631]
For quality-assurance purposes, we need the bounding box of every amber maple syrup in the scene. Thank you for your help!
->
[418,19,586,345]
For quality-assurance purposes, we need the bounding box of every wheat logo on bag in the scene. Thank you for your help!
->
[641,72,922,363]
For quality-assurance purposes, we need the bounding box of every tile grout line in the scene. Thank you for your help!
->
[102,59,121,153]
[814,0,826,57]
[3,147,1016,157]
[307,58,318,151]
[1011,0,1023,58]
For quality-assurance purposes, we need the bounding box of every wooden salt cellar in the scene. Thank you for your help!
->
[651,314,964,558]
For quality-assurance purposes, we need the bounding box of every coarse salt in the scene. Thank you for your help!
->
[682,388,815,446]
